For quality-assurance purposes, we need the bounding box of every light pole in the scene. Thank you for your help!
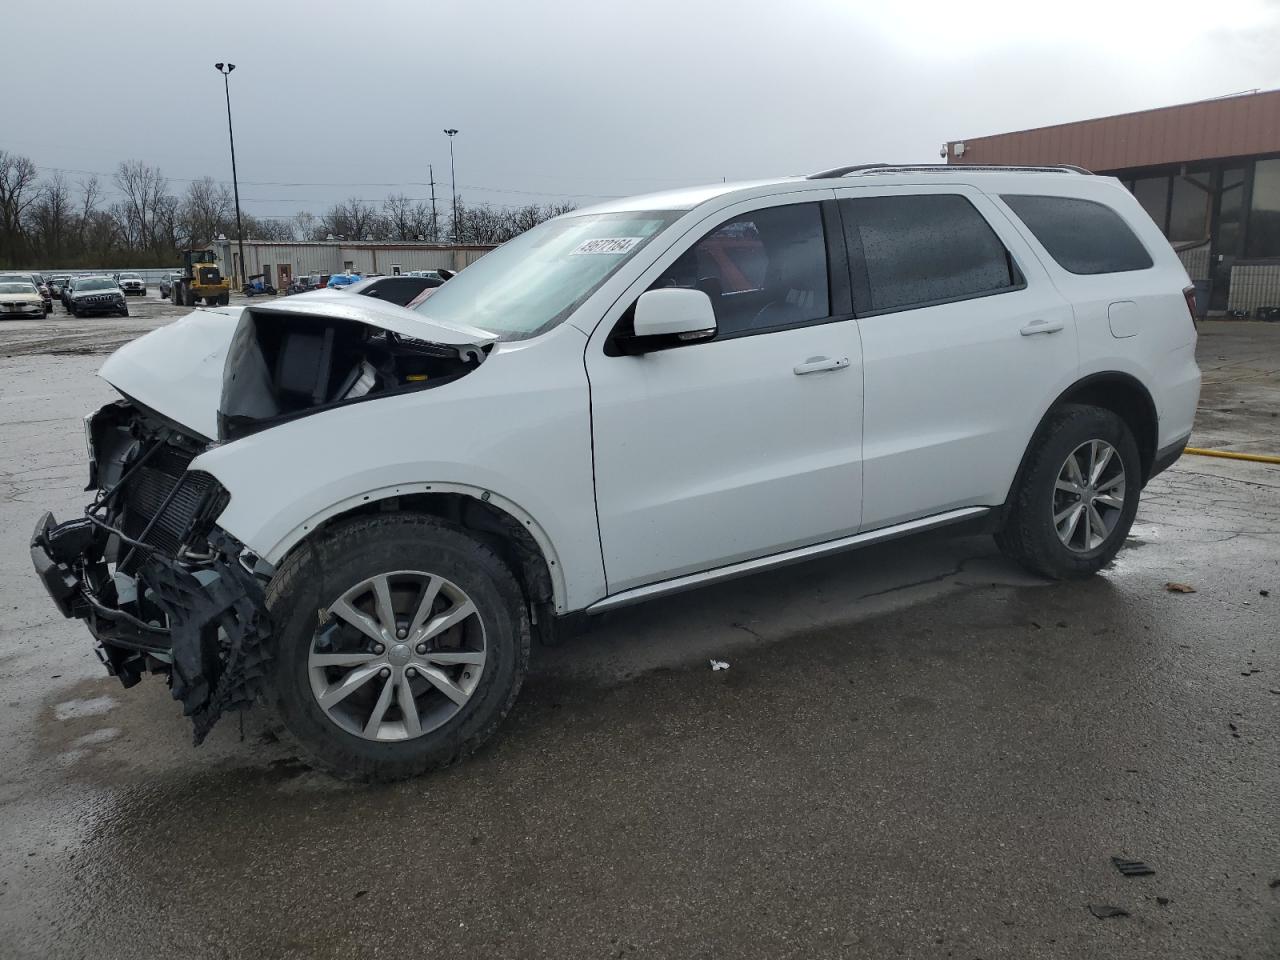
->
[215,62,246,287]
[443,128,458,242]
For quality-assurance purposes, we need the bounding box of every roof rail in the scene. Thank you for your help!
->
[805,163,891,179]
[806,163,1093,179]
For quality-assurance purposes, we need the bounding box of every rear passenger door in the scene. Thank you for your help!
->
[834,185,1078,530]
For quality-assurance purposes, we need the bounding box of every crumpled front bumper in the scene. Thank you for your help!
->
[31,511,273,744]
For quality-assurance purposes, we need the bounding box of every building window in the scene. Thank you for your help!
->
[1247,158,1280,259]
[1131,176,1169,232]
[1168,172,1212,247]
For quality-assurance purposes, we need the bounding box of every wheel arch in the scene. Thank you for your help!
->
[1009,372,1160,504]
[265,483,567,619]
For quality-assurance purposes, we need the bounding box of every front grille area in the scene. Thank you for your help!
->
[119,443,222,567]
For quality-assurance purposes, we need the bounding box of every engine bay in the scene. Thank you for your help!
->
[219,309,487,441]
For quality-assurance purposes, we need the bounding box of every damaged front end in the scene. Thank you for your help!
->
[30,297,496,745]
[30,400,270,743]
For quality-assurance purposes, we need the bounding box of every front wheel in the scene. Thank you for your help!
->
[265,513,531,782]
[996,404,1141,579]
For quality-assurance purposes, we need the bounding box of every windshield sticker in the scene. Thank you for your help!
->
[570,237,643,256]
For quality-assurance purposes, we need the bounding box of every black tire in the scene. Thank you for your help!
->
[217,292,229,306]
[265,513,531,782]
[118,305,129,317]
[996,403,1141,579]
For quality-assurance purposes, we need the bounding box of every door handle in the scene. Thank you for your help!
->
[793,356,851,376]
[1020,318,1065,336]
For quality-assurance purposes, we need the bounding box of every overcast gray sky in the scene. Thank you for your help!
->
[6,0,1280,220]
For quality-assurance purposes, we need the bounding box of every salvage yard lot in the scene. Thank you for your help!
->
[0,312,1277,959]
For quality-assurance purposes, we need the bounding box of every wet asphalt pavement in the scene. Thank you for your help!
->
[1,307,1277,959]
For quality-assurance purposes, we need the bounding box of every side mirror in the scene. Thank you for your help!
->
[632,287,717,342]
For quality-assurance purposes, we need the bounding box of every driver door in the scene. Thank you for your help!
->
[586,196,864,593]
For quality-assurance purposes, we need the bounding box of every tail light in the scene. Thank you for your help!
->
[1182,285,1199,323]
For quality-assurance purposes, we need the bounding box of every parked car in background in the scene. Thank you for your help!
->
[115,272,147,296]
[49,276,70,299]
[66,276,128,317]
[60,276,83,309]
[326,272,362,288]
[0,280,47,318]
[328,274,444,306]
[158,272,182,300]
[0,272,52,313]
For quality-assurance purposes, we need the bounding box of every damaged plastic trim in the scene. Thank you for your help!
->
[141,530,272,745]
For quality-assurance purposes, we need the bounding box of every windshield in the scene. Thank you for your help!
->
[412,210,679,339]
[78,278,116,291]
[0,282,35,294]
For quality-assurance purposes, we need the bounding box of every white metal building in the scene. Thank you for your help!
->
[210,239,495,287]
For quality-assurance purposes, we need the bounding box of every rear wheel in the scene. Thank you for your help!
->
[216,292,229,306]
[265,513,531,782]
[996,404,1141,579]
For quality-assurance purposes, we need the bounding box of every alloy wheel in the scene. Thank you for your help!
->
[1053,439,1126,552]
[308,570,486,741]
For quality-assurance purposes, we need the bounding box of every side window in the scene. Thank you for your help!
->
[1001,194,1154,275]
[649,202,830,336]
[840,194,1021,314]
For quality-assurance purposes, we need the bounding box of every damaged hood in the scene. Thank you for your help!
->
[98,296,497,441]
[99,307,242,440]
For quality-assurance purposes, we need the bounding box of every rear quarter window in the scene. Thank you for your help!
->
[1002,194,1153,275]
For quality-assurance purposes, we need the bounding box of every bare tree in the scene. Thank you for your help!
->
[77,175,101,246]
[0,151,39,264]
[180,175,233,247]
[383,193,415,240]
[114,160,172,252]
[292,210,318,241]
[30,171,73,261]
[240,214,297,243]
[450,197,574,245]
[321,197,383,240]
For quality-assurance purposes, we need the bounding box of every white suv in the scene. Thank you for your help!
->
[31,164,1200,779]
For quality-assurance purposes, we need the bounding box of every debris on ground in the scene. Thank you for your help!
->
[1156,896,1170,906]
[1112,857,1156,877]
[1260,590,1270,597]
[1089,904,1129,919]
[1165,582,1197,593]
[710,660,730,672]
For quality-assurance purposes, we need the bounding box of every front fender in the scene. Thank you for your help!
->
[190,330,604,613]
[253,480,568,613]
